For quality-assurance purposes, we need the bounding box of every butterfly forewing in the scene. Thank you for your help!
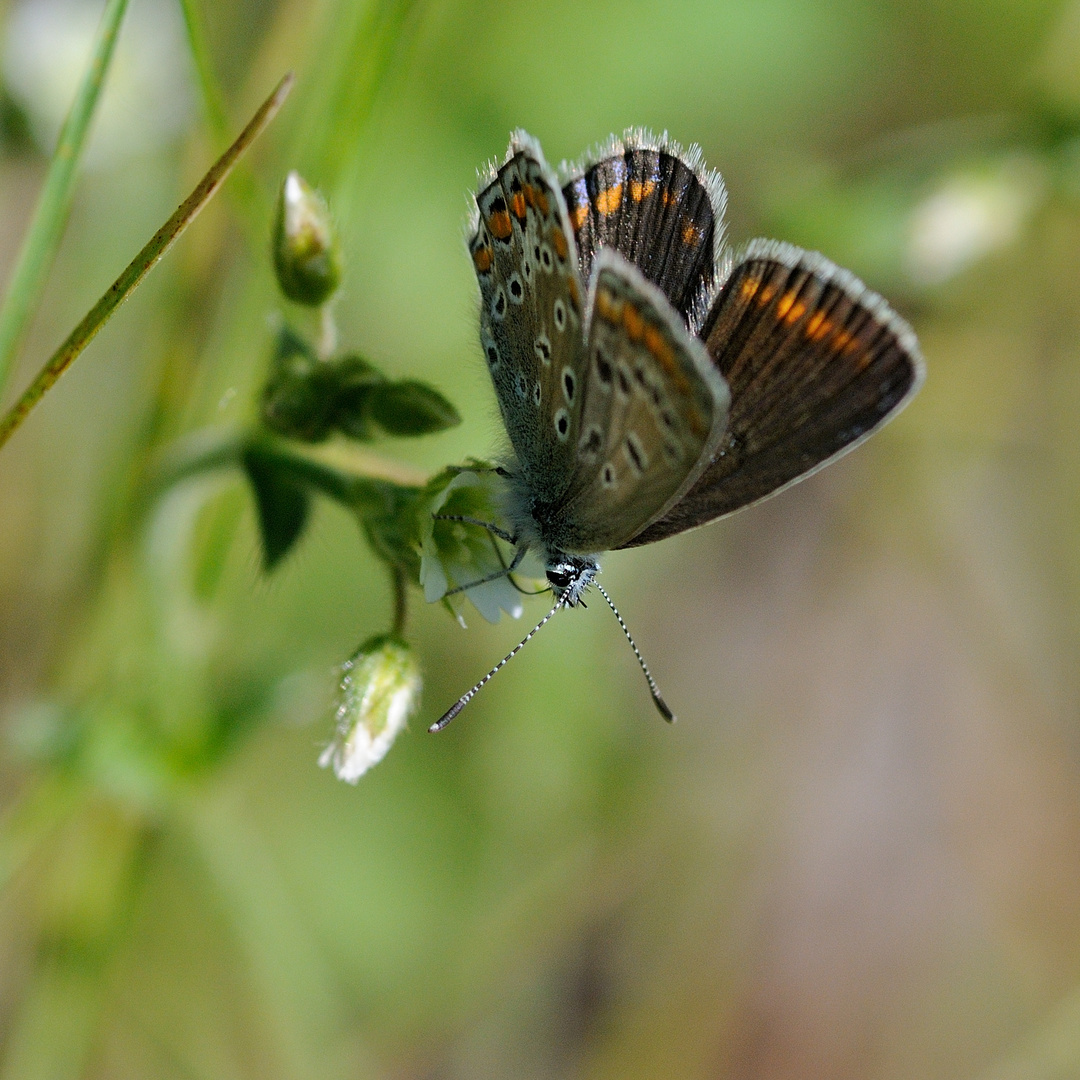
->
[622,240,924,547]
[471,136,588,504]
[562,138,724,324]
[548,251,729,554]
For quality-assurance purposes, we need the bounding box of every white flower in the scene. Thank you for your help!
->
[318,637,420,783]
[419,468,536,625]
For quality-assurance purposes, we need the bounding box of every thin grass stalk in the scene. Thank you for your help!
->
[0,0,130,399]
[0,73,294,451]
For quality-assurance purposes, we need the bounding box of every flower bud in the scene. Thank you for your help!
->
[273,171,342,306]
[318,636,420,782]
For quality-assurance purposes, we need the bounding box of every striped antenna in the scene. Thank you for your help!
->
[595,582,675,723]
[429,596,567,732]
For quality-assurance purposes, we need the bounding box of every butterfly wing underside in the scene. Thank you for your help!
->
[470,135,588,504]
[561,136,725,323]
[548,250,729,554]
[622,240,924,548]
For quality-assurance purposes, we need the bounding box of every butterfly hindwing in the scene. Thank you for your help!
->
[622,240,924,547]
[561,133,726,324]
[471,134,588,504]
[547,250,729,554]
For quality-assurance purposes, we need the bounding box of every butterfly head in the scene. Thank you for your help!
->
[545,555,598,606]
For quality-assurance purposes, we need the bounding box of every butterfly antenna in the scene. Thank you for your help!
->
[595,582,675,723]
[429,596,567,732]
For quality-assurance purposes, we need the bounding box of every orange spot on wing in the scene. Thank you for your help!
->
[630,180,656,202]
[805,310,832,339]
[550,227,569,260]
[681,220,701,246]
[569,203,588,231]
[644,324,691,395]
[740,277,761,300]
[595,287,620,323]
[757,284,776,305]
[832,329,853,352]
[622,301,644,342]
[686,407,708,438]
[523,184,550,216]
[594,184,623,215]
[509,191,527,220]
[487,211,512,239]
[643,324,671,366]
[567,276,581,311]
[775,291,806,322]
[472,246,492,273]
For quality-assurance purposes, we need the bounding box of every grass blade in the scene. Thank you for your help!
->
[0,73,295,452]
[0,0,130,400]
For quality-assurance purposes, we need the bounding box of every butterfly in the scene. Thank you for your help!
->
[431,129,924,731]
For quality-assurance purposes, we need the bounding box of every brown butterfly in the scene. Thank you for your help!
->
[433,130,923,730]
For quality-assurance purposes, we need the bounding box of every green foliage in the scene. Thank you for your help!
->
[261,329,460,444]
[242,445,312,570]
[7,1,1080,1079]
[364,379,462,436]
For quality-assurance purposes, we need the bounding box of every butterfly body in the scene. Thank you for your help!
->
[436,130,924,728]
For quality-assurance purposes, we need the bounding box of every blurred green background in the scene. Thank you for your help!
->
[2,0,1080,1077]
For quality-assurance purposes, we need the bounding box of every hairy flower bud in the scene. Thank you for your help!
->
[273,171,342,306]
[318,636,420,782]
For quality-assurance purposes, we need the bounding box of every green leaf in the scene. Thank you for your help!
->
[366,380,461,436]
[329,352,385,440]
[339,474,425,581]
[261,326,338,442]
[242,447,312,570]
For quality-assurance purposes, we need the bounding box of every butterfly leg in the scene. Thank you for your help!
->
[442,544,529,599]
[431,514,517,545]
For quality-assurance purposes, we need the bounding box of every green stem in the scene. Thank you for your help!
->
[0,0,130,401]
[391,564,407,636]
[148,428,429,500]
[0,74,294,452]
